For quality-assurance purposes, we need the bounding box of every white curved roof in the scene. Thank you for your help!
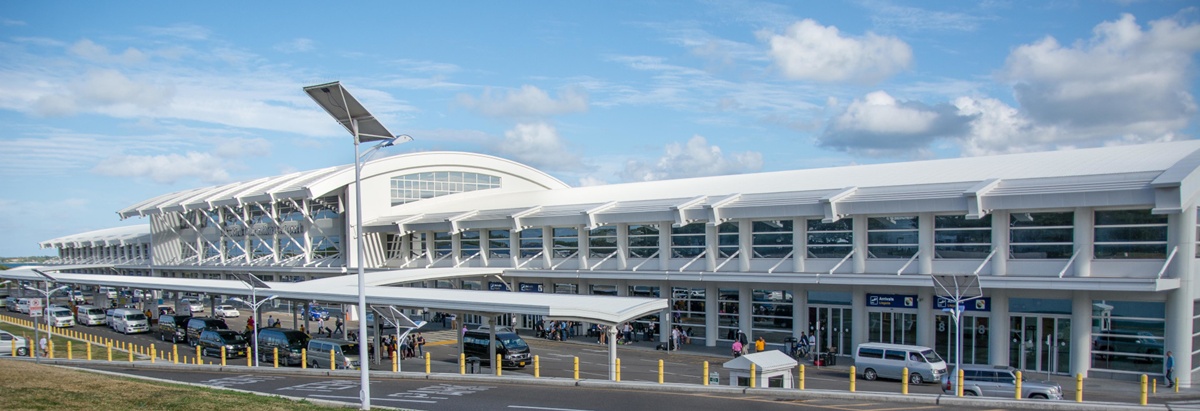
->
[39,225,151,249]
[117,151,569,219]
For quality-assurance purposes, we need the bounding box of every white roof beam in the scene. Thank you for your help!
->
[584,201,619,229]
[448,210,480,233]
[394,214,427,235]
[672,196,707,226]
[820,187,857,223]
[963,178,1001,219]
[708,193,742,223]
[511,206,543,231]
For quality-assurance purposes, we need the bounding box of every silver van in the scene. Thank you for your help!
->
[307,338,361,370]
[110,308,150,334]
[76,305,106,326]
[854,342,947,384]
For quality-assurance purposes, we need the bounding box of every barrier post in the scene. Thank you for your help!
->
[128,346,133,363]
[1075,373,1083,402]
[534,355,540,378]
[274,348,279,368]
[329,350,335,370]
[703,361,709,386]
[658,359,664,384]
[149,344,154,363]
[574,357,579,380]
[799,364,805,390]
[48,340,54,359]
[957,368,964,397]
[67,341,73,360]
[1176,378,1180,393]
[496,354,502,376]
[196,346,201,365]
[616,358,622,382]
[107,343,112,362]
[173,345,179,364]
[301,349,307,369]
[460,353,465,374]
[425,353,431,374]
[750,363,757,388]
[220,347,227,366]
[1015,370,1023,399]
[902,366,908,395]
[848,365,855,392]
[392,355,398,372]
[1140,374,1148,406]
[87,342,92,360]
[246,350,251,367]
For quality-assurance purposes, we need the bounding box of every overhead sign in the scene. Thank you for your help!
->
[488,282,510,291]
[518,283,543,293]
[867,293,917,309]
[937,296,990,312]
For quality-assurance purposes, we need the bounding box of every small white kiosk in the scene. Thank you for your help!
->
[722,351,797,388]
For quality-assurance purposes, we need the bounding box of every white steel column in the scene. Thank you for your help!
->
[918,212,934,274]
[705,282,718,347]
[990,289,1010,366]
[659,222,672,271]
[616,223,629,270]
[705,223,718,271]
[853,217,867,273]
[793,217,806,273]
[1073,207,1093,277]
[739,219,751,272]
[991,211,1009,276]
[1071,291,1091,377]
[1166,207,1195,387]
[917,287,933,347]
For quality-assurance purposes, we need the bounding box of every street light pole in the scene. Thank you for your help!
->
[230,294,277,367]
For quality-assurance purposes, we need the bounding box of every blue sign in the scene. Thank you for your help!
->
[519,283,543,293]
[936,296,990,312]
[488,281,510,291]
[867,293,917,308]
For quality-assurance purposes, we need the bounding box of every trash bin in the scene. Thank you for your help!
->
[783,337,798,356]
[827,353,837,366]
[466,356,481,374]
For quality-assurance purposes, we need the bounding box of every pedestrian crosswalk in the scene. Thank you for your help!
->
[420,329,459,346]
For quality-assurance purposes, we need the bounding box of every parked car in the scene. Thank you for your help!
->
[198,329,249,359]
[75,305,106,326]
[185,317,229,347]
[307,338,360,370]
[157,314,192,343]
[214,304,240,318]
[305,305,330,321]
[462,330,532,368]
[256,328,311,366]
[942,364,1063,400]
[177,298,205,314]
[0,330,29,356]
[46,307,76,327]
[110,308,149,334]
[854,343,947,384]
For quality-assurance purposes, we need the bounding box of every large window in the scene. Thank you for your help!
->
[390,171,501,206]
[935,215,992,258]
[628,224,659,258]
[717,222,739,258]
[1094,210,1167,259]
[752,220,792,258]
[807,219,852,258]
[278,238,302,259]
[671,223,705,258]
[718,288,739,341]
[309,196,340,220]
[589,226,617,258]
[552,227,578,258]
[312,236,340,258]
[488,230,510,258]
[1010,212,1073,259]
[518,228,542,258]
[752,289,794,344]
[1091,300,1166,374]
[672,287,706,344]
[433,232,452,257]
[868,216,918,258]
[460,230,481,258]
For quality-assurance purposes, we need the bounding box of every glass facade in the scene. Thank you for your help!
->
[589,225,617,258]
[718,288,739,341]
[518,228,542,258]
[807,218,852,258]
[671,223,705,258]
[751,220,793,258]
[867,216,918,258]
[551,227,578,258]
[1091,300,1166,374]
[1094,210,1167,259]
[390,171,501,206]
[433,231,452,257]
[627,224,659,258]
[460,230,480,258]
[934,215,992,258]
[1010,212,1074,259]
[751,289,793,344]
[488,229,510,258]
[672,287,706,343]
[717,222,739,258]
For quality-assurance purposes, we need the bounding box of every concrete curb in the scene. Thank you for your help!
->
[24,358,1171,410]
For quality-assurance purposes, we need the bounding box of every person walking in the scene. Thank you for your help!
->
[38,336,48,357]
[334,317,344,334]
[731,339,743,358]
[1165,351,1175,388]
[415,332,426,356]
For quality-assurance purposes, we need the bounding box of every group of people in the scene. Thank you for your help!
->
[536,319,577,341]
[382,332,426,360]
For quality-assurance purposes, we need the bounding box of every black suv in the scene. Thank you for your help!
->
[186,317,229,347]
[157,314,191,344]
[198,329,249,359]
[256,328,311,366]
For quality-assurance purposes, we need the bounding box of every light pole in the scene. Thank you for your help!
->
[229,295,278,366]
[29,269,68,363]
[305,81,411,410]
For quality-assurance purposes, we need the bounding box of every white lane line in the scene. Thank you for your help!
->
[310,394,435,404]
[508,406,595,411]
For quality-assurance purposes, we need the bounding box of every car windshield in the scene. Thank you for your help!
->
[288,334,310,349]
[499,336,528,351]
[339,343,359,354]
[86,309,104,315]
[51,309,70,316]
[919,349,942,363]
[127,314,147,321]
[221,333,247,344]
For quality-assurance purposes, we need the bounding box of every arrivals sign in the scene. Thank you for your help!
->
[936,296,991,312]
[867,293,917,309]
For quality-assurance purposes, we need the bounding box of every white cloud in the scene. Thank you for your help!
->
[458,85,588,118]
[999,13,1200,143]
[819,91,974,156]
[492,122,585,172]
[275,38,314,53]
[68,39,147,64]
[140,23,211,40]
[3,18,27,26]
[92,151,231,184]
[620,135,763,182]
[761,19,912,83]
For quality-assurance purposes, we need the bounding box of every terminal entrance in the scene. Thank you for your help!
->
[1009,315,1071,375]
[868,311,917,345]
[808,306,852,357]
[935,314,989,365]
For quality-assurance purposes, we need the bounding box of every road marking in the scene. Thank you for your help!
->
[509,406,595,411]
[311,394,435,404]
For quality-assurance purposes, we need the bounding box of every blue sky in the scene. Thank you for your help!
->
[1,1,1198,257]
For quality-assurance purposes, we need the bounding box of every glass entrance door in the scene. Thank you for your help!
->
[868,311,917,345]
[809,306,852,357]
[935,314,990,365]
[1009,315,1071,374]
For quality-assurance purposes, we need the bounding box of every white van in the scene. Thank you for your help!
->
[76,305,106,326]
[15,298,31,314]
[46,307,75,327]
[99,287,117,299]
[110,308,149,334]
[854,343,947,384]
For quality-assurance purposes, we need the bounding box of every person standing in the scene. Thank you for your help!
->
[755,336,765,353]
[415,332,426,357]
[731,339,743,357]
[38,336,48,357]
[1165,351,1175,388]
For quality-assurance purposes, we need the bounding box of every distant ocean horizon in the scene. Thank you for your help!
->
[1,262,39,269]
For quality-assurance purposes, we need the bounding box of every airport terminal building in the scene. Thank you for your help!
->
[37,141,1200,384]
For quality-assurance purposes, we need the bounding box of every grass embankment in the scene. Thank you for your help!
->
[0,359,357,411]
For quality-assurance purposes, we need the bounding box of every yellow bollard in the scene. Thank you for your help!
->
[274,348,279,368]
[246,350,251,367]
[128,346,133,363]
[425,353,431,374]
[150,345,155,363]
[1075,373,1083,402]
[658,359,664,384]
[48,340,54,359]
[330,350,335,370]
[107,343,113,362]
[704,361,710,386]
[902,366,908,395]
[301,349,307,369]
[957,368,964,397]
[221,346,227,366]
[534,355,540,378]
[849,365,855,392]
[1176,378,1180,393]
[1016,371,1023,399]
[196,346,201,365]
[1153,379,1157,394]
[496,354,502,376]
[1140,374,1148,406]
[751,363,757,388]
[87,343,92,361]
[173,345,179,364]
[574,357,580,380]
[799,364,805,390]
[68,341,73,360]
[616,358,621,382]
[460,353,465,374]
[393,354,398,372]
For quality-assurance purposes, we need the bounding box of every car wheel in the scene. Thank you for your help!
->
[909,373,924,385]
[1031,393,1048,400]
[863,368,878,381]
[16,347,28,356]
[964,390,978,396]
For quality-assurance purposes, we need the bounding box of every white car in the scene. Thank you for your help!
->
[0,330,29,356]
[214,304,240,318]
[46,307,75,327]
